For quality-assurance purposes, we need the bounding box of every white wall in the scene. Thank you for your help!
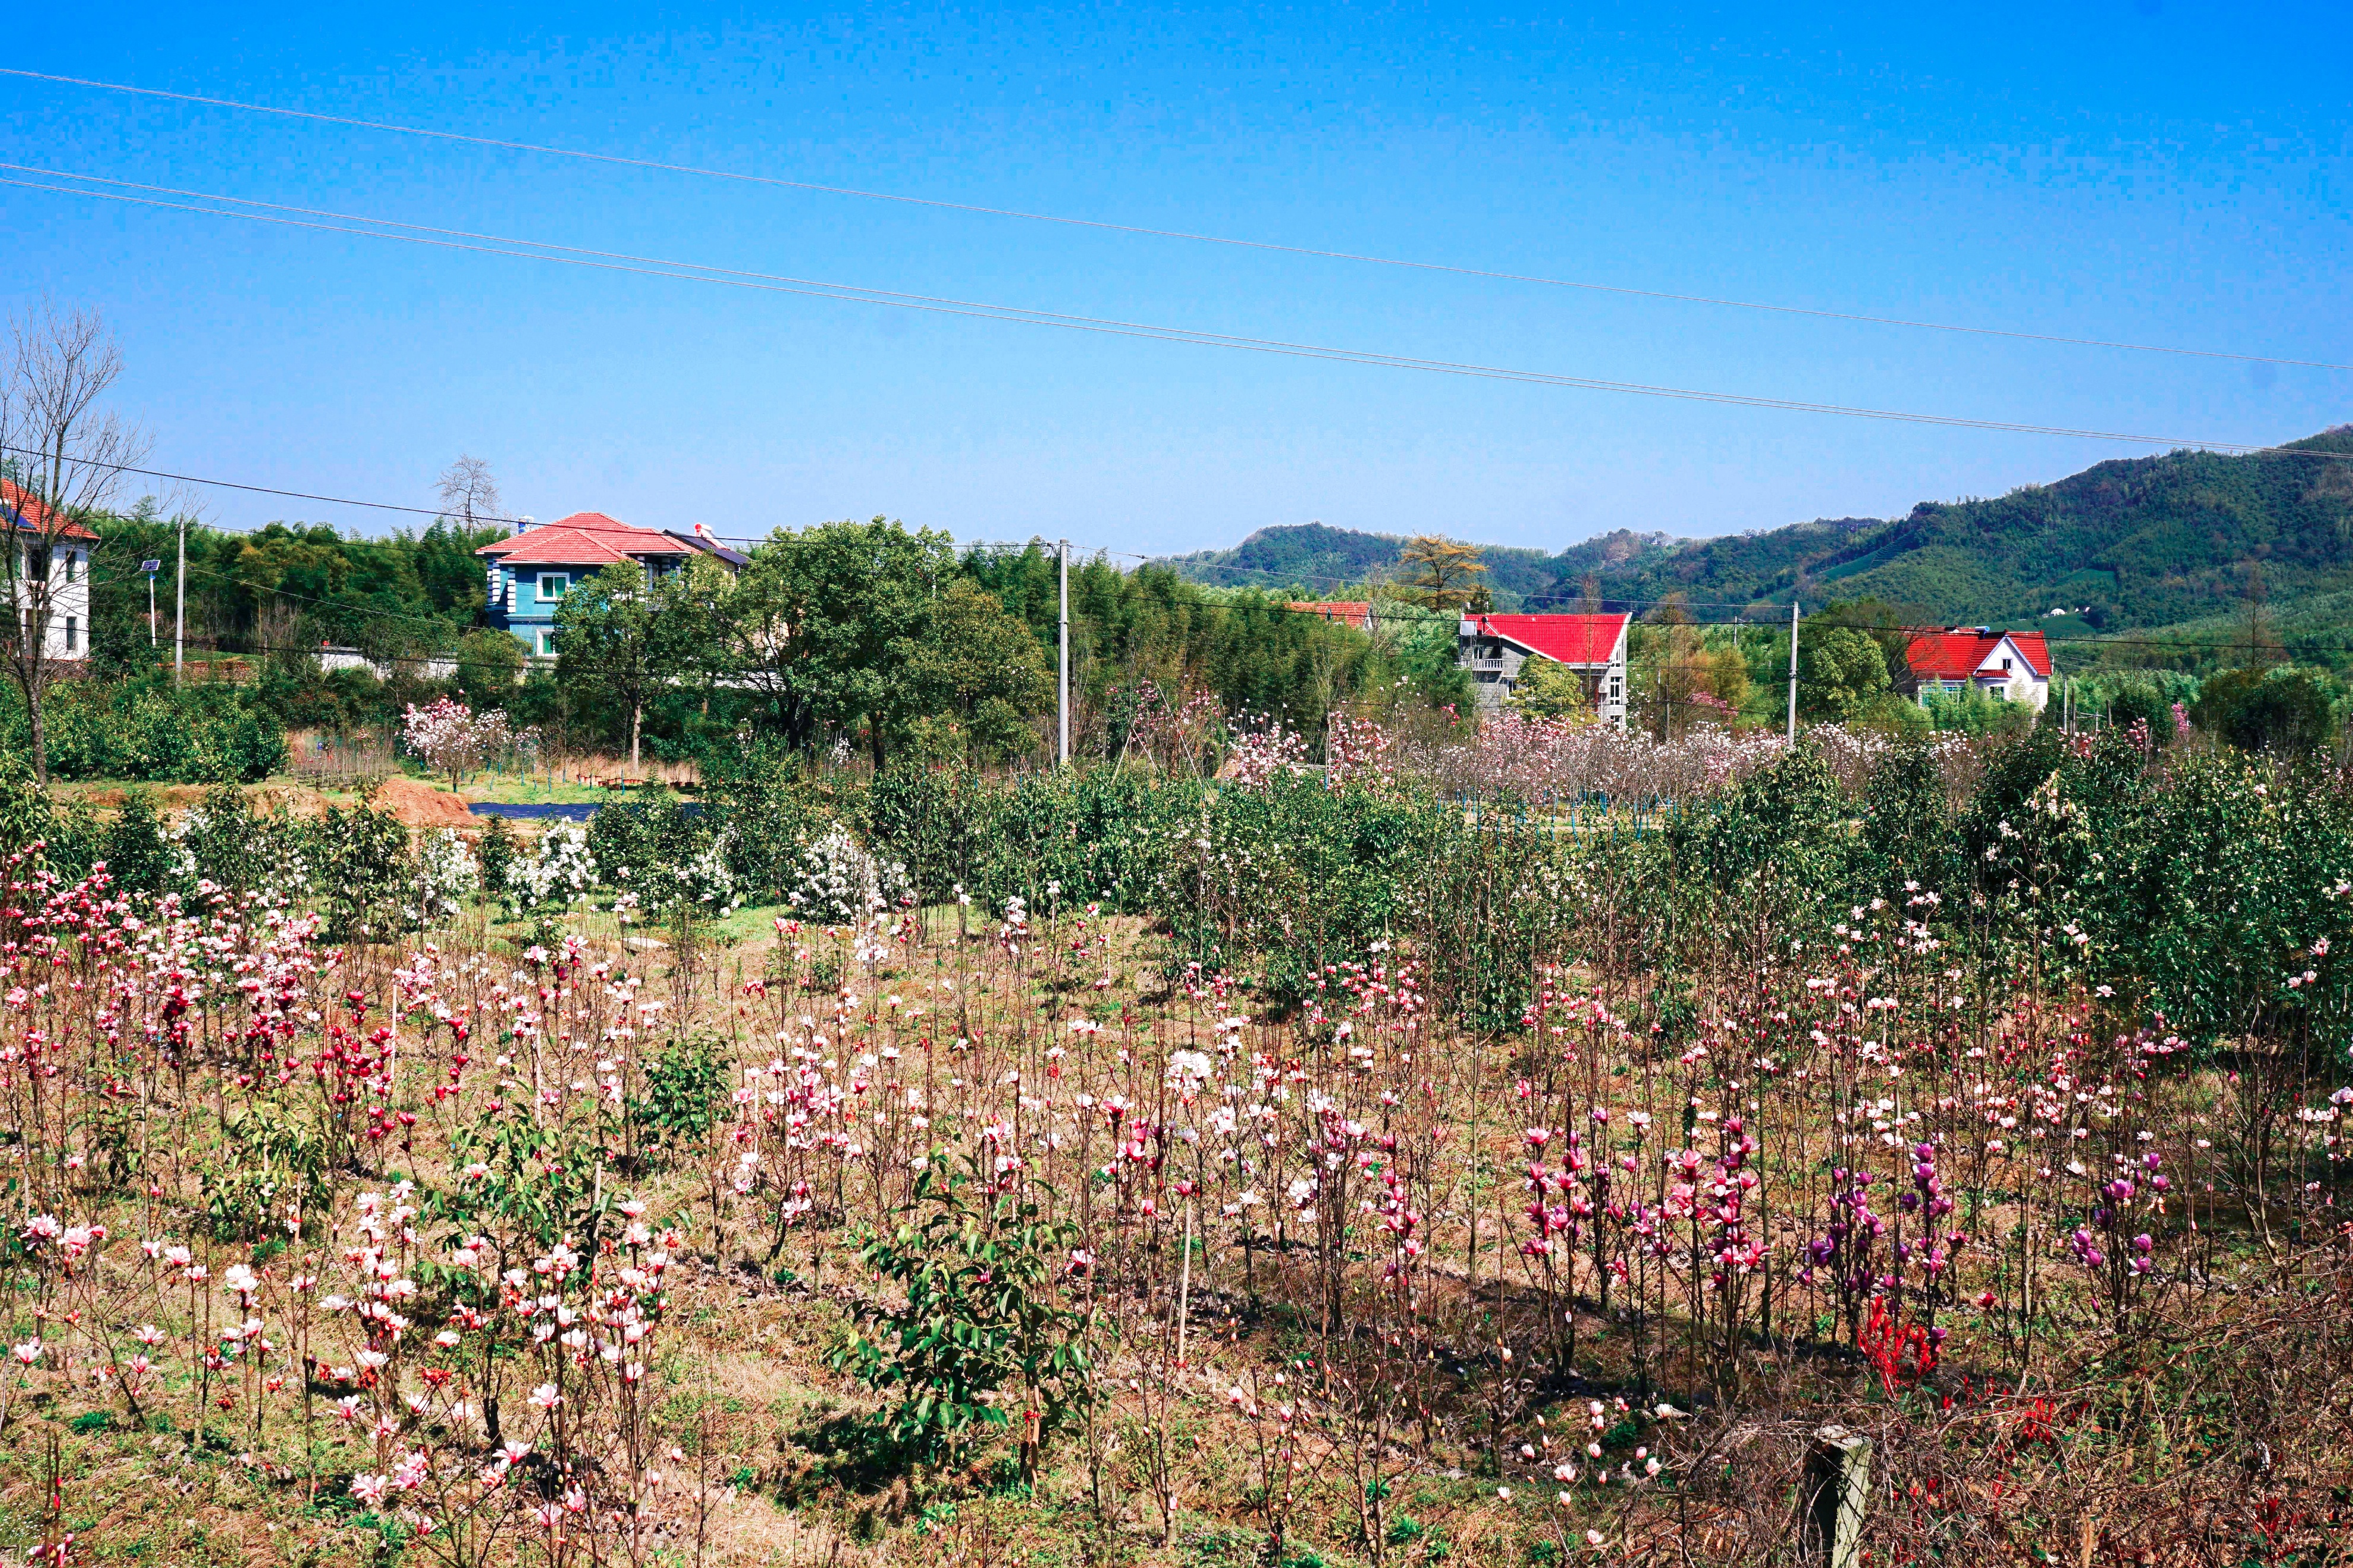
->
[10,542,91,661]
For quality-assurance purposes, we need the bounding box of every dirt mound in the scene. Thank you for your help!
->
[371,777,480,830]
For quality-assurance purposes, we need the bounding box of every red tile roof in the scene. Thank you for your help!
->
[1287,600,1374,630]
[1903,629,2052,682]
[476,512,667,557]
[0,479,100,540]
[1466,612,1630,666]
[477,513,690,568]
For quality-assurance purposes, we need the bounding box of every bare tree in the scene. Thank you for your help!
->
[0,304,149,784]
[436,454,503,530]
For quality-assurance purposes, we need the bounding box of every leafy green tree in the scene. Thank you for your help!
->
[900,576,1055,762]
[1798,626,1891,721]
[452,627,525,711]
[725,518,956,768]
[554,563,703,768]
[1507,654,1595,720]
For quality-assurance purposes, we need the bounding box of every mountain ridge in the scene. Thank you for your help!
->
[1156,428,2353,638]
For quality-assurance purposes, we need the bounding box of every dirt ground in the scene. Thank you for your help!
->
[57,775,481,830]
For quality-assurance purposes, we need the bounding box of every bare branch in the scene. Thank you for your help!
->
[436,454,501,530]
[0,300,151,781]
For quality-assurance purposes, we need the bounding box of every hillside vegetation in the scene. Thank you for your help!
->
[1166,428,2353,654]
[1160,521,1566,605]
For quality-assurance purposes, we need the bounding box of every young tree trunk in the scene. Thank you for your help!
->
[15,596,50,787]
[868,710,887,772]
[630,702,642,770]
[24,664,46,787]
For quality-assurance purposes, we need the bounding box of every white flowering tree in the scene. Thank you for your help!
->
[402,696,515,792]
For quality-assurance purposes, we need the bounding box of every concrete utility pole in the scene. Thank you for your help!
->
[1801,1426,1872,1568]
[173,515,185,685]
[1058,539,1071,767]
[1786,599,1800,745]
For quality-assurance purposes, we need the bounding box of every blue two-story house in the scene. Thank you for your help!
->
[477,512,745,657]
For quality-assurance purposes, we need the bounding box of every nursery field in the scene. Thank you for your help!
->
[0,715,2348,1568]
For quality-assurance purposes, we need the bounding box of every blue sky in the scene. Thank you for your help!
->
[3,2,2348,559]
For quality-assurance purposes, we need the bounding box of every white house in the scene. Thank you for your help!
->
[1457,612,1633,726]
[1901,627,2053,712]
[1,479,96,663]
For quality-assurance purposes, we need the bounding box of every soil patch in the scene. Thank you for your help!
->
[370,777,480,830]
[59,777,480,831]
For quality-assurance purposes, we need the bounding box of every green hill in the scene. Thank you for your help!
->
[1163,428,2353,663]
[1160,521,1568,606]
[1562,427,2353,637]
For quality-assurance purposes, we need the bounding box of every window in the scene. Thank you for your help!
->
[538,573,569,602]
[63,616,75,652]
[535,629,556,657]
[2000,657,2013,672]
[62,550,76,583]
[1609,678,1622,699]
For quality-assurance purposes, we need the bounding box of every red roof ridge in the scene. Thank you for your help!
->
[1903,626,2052,682]
[1466,611,1630,667]
[0,478,101,540]
[477,515,688,561]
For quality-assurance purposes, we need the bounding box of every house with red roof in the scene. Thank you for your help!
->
[477,512,742,657]
[2,478,99,663]
[1900,626,2053,712]
[1457,612,1632,726]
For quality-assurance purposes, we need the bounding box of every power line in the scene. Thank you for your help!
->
[4,65,2345,374]
[7,165,2344,457]
[0,440,529,527]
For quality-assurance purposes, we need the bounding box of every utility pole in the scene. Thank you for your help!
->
[1058,539,1070,768]
[1786,600,1800,745]
[173,515,185,686]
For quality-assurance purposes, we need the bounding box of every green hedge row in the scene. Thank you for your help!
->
[0,679,285,783]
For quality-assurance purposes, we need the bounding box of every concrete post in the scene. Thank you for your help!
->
[1802,1425,1870,1568]
[1786,599,1800,745]
[1058,539,1070,768]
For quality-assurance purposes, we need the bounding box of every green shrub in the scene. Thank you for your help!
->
[625,1035,729,1168]
[2192,667,2339,754]
[11,680,285,783]
[313,795,411,937]
[102,789,180,897]
[833,1157,1103,1483]
[477,815,517,899]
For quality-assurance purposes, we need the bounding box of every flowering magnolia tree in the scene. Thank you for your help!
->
[402,696,517,791]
